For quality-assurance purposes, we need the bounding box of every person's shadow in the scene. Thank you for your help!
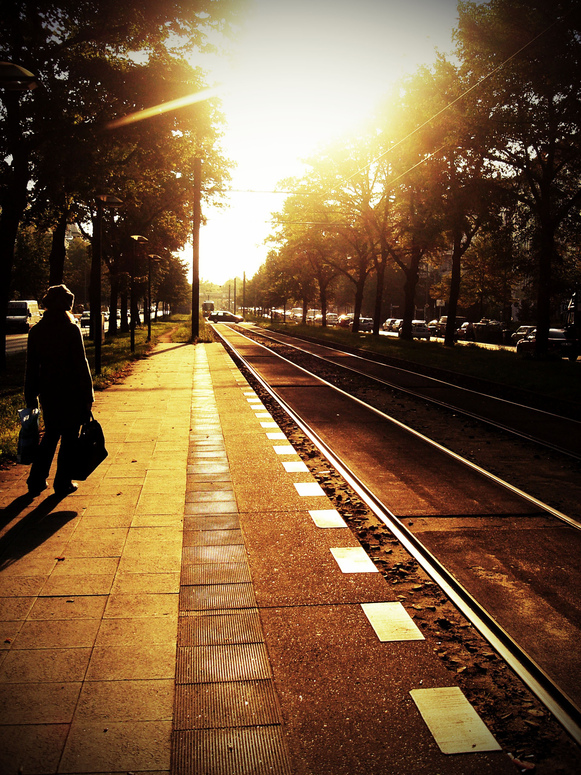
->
[0,493,78,570]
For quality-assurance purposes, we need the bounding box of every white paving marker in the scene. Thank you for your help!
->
[410,687,501,755]
[294,482,326,497]
[282,461,309,473]
[260,421,279,428]
[273,445,296,455]
[330,547,378,573]
[255,413,272,419]
[309,509,347,528]
[361,602,424,642]
[267,432,287,440]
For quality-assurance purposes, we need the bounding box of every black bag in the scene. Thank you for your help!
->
[71,415,108,480]
[17,408,40,464]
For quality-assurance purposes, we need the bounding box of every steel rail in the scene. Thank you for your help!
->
[248,326,581,462]
[227,325,581,529]
[214,324,581,746]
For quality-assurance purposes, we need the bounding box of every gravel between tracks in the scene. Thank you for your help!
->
[223,327,581,775]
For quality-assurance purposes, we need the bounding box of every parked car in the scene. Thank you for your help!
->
[6,299,41,333]
[510,325,536,345]
[456,321,476,340]
[434,316,467,336]
[325,313,339,325]
[427,319,440,336]
[208,310,243,323]
[390,318,403,332]
[352,317,373,332]
[382,317,397,331]
[398,320,431,339]
[516,328,577,359]
[80,313,91,329]
[337,314,354,328]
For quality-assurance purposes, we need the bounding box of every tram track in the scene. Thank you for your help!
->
[211,322,581,773]
[237,325,581,525]
[246,326,581,462]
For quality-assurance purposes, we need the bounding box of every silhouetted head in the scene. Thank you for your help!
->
[42,284,74,312]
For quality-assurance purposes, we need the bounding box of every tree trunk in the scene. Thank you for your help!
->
[534,226,554,357]
[445,229,463,348]
[119,290,129,332]
[400,245,422,341]
[352,279,365,333]
[372,257,386,336]
[48,209,69,285]
[0,92,30,372]
[108,274,118,336]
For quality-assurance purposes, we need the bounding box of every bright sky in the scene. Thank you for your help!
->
[191,0,461,285]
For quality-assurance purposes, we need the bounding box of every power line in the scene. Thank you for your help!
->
[345,11,569,182]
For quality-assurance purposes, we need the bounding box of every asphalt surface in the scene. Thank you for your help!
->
[215,325,581,737]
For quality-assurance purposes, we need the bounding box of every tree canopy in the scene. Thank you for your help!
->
[0,0,236,367]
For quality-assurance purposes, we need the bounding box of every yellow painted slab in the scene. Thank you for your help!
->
[294,482,326,497]
[361,602,424,642]
[282,461,309,473]
[410,687,501,754]
[309,509,348,528]
[330,547,378,573]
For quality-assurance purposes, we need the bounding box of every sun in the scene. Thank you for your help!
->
[190,0,460,283]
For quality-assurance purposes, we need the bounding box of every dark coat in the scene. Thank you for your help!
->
[25,311,94,427]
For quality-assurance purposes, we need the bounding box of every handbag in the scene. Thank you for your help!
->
[17,407,40,464]
[71,414,108,480]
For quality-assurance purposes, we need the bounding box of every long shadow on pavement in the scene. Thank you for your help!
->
[0,493,78,570]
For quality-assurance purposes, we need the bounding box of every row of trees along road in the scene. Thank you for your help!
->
[0,0,236,370]
[256,0,581,354]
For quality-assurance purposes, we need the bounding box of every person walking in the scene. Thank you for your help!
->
[24,284,94,496]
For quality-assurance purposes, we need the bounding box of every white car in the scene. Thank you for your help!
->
[398,320,431,339]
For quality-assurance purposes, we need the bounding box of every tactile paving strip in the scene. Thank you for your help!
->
[179,583,257,611]
[181,563,252,585]
[171,347,292,775]
[178,611,264,647]
[174,680,281,729]
[172,727,292,775]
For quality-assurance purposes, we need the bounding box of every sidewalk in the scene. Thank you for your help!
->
[0,339,513,775]
[0,342,195,774]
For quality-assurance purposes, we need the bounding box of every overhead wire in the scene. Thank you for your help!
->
[344,11,569,183]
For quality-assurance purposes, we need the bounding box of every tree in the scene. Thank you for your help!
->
[0,0,234,369]
[456,0,581,355]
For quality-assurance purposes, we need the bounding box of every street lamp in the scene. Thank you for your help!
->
[0,62,38,91]
[93,194,123,374]
[130,235,148,352]
[147,254,162,342]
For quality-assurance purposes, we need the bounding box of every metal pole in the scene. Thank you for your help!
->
[92,199,103,374]
[130,241,136,353]
[147,256,152,342]
[191,157,201,340]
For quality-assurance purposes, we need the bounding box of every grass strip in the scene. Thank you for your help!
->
[0,314,209,463]
[262,322,581,407]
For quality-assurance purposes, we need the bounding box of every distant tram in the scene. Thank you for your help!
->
[202,300,215,317]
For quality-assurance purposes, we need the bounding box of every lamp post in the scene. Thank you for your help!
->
[191,157,201,341]
[147,254,162,342]
[130,235,148,353]
[93,194,123,374]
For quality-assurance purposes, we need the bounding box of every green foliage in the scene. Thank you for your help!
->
[0,316,200,462]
